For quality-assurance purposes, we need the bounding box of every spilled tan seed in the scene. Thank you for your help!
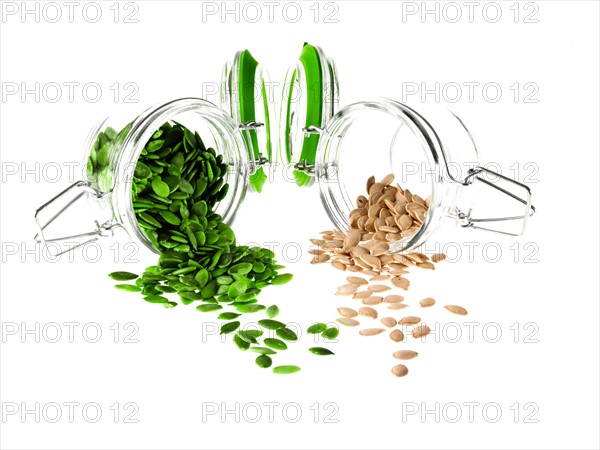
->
[336,283,358,295]
[370,275,390,282]
[380,317,397,328]
[444,305,468,315]
[358,307,378,319]
[346,276,368,285]
[360,254,381,269]
[431,253,446,263]
[337,317,359,327]
[352,290,371,299]
[389,329,405,342]
[419,297,436,307]
[393,350,418,360]
[381,173,395,186]
[417,261,436,270]
[359,328,385,336]
[412,324,431,338]
[366,175,375,193]
[398,316,421,325]
[337,307,358,318]
[311,254,330,264]
[391,364,409,377]
[362,296,383,305]
[391,277,410,290]
[331,261,346,271]
[344,229,361,249]
[388,303,409,310]
[368,284,391,293]
[384,295,404,303]
[370,242,389,256]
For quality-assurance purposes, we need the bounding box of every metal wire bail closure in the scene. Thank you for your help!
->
[34,180,117,257]
[453,166,536,236]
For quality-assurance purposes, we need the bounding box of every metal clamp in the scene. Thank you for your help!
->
[453,166,536,236]
[34,181,117,257]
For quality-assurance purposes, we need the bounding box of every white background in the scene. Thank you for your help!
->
[1,1,599,449]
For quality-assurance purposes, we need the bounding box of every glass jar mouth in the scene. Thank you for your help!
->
[111,98,249,254]
[315,98,449,253]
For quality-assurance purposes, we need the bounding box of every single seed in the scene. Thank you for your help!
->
[353,290,371,299]
[362,296,383,305]
[337,317,360,327]
[359,328,385,336]
[417,262,436,270]
[368,284,391,293]
[412,324,431,339]
[336,283,358,295]
[398,316,421,326]
[370,242,389,256]
[360,254,381,269]
[344,229,361,249]
[358,307,378,319]
[381,173,395,186]
[391,277,410,290]
[431,253,447,263]
[389,329,405,342]
[369,182,384,195]
[337,307,358,318]
[347,276,368,285]
[391,364,409,377]
[366,175,375,193]
[393,350,418,360]
[444,305,468,315]
[370,275,390,282]
[388,303,409,310]
[311,253,330,264]
[331,261,346,271]
[419,297,436,307]
[384,295,404,303]
[272,365,301,375]
[381,317,397,328]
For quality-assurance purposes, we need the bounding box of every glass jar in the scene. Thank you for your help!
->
[34,49,277,257]
[281,44,535,253]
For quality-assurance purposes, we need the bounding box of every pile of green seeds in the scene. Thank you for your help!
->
[90,121,333,373]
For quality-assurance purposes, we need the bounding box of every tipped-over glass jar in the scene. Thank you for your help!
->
[281,44,535,253]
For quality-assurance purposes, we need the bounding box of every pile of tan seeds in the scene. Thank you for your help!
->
[309,174,469,377]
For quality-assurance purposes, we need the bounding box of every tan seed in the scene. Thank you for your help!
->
[399,316,421,326]
[388,303,409,310]
[356,195,368,208]
[336,317,359,327]
[363,296,383,305]
[366,175,375,193]
[344,229,361,249]
[368,284,391,293]
[419,297,436,307]
[337,307,358,318]
[359,328,385,336]
[391,277,410,290]
[425,195,431,207]
[417,261,436,270]
[369,182,384,195]
[384,295,405,303]
[370,275,390,282]
[358,307,378,319]
[331,261,346,271]
[362,269,380,277]
[391,364,409,377]
[431,253,446,263]
[412,324,431,339]
[346,276,368,285]
[389,329,405,342]
[336,283,358,295]
[311,253,330,264]
[370,242,389,256]
[360,254,381,269]
[398,214,413,231]
[352,290,371,299]
[379,254,394,265]
[368,203,383,218]
[381,317,397,328]
[393,350,418,360]
[444,305,468,315]
[347,265,362,273]
[381,173,395,186]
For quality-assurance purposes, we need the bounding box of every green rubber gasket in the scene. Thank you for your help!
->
[290,43,324,187]
[238,49,269,193]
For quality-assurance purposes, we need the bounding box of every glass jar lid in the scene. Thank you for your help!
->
[280,43,339,187]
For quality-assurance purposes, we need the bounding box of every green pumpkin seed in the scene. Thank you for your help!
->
[322,327,339,340]
[196,303,222,312]
[109,271,139,281]
[266,305,280,318]
[250,347,276,355]
[220,321,240,334]
[235,304,265,313]
[218,312,241,320]
[271,273,293,285]
[309,347,334,356]
[255,354,273,368]
[272,365,301,375]
[151,179,170,198]
[114,284,141,292]
[263,338,287,351]
[307,323,327,334]
[276,327,298,342]
[258,319,285,330]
